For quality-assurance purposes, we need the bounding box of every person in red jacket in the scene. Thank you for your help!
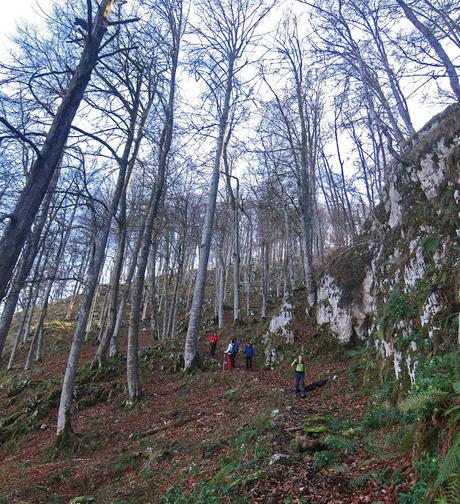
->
[209,333,218,356]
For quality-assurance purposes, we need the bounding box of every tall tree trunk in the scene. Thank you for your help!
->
[25,205,76,369]
[126,30,181,399]
[261,242,269,319]
[110,216,147,357]
[7,250,45,369]
[167,238,185,339]
[0,174,59,363]
[161,239,171,340]
[66,249,90,320]
[184,59,235,370]
[56,107,138,435]
[218,251,226,328]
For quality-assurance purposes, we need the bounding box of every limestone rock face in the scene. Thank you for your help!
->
[315,104,460,382]
[268,297,294,343]
[262,297,295,369]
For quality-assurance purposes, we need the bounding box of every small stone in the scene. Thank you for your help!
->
[39,424,48,430]
[271,409,280,417]
[269,453,290,466]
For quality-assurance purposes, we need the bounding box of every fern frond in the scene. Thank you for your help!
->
[435,432,460,488]
[446,472,460,503]
[444,405,460,429]
[400,390,449,412]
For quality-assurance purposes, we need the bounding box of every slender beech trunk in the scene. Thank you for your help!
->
[148,240,159,341]
[261,242,269,319]
[161,240,171,340]
[0,0,117,303]
[0,174,59,363]
[66,248,90,320]
[126,27,181,399]
[223,146,241,323]
[7,250,45,369]
[184,57,235,369]
[56,102,139,435]
[245,217,253,317]
[218,251,226,328]
[214,259,219,322]
[110,216,147,357]
[25,205,76,369]
[166,238,185,339]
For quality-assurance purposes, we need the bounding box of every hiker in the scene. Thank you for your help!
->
[209,333,218,356]
[225,339,236,369]
[233,340,240,368]
[243,342,254,370]
[291,354,305,398]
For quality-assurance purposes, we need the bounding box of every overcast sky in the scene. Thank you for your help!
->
[1,1,46,44]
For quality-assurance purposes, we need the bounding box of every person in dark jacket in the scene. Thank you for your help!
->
[243,343,255,370]
[233,340,240,367]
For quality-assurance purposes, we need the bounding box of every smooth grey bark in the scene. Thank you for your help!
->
[183,0,272,369]
[0,172,60,363]
[0,0,118,304]
[183,54,235,368]
[7,245,46,369]
[96,287,111,342]
[166,235,185,339]
[283,206,295,294]
[110,216,147,357]
[126,7,182,398]
[161,238,171,340]
[261,242,269,319]
[223,149,241,323]
[244,215,253,317]
[93,103,149,367]
[217,251,226,328]
[66,249,90,320]
[56,111,138,434]
[213,258,219,321]
[148,240,159,341]
[25,204,76,370]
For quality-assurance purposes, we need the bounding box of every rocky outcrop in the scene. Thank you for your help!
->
[262,297,294,369]
[315,104,460,383]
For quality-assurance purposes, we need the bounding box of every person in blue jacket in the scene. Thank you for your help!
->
[243,342,255,370]
[233,340,240,368]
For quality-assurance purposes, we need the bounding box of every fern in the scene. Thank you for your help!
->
[444,404,460,426]
[399,389,449,413]
[446,472,460,504]
[435,432,460,488]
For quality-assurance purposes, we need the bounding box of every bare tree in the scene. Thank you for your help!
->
[0,0,133,303]
[184,0,272,369]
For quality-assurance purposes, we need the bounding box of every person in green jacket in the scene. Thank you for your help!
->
[291,354,305,398]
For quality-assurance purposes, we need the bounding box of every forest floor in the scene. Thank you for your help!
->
[0,304,413,504]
